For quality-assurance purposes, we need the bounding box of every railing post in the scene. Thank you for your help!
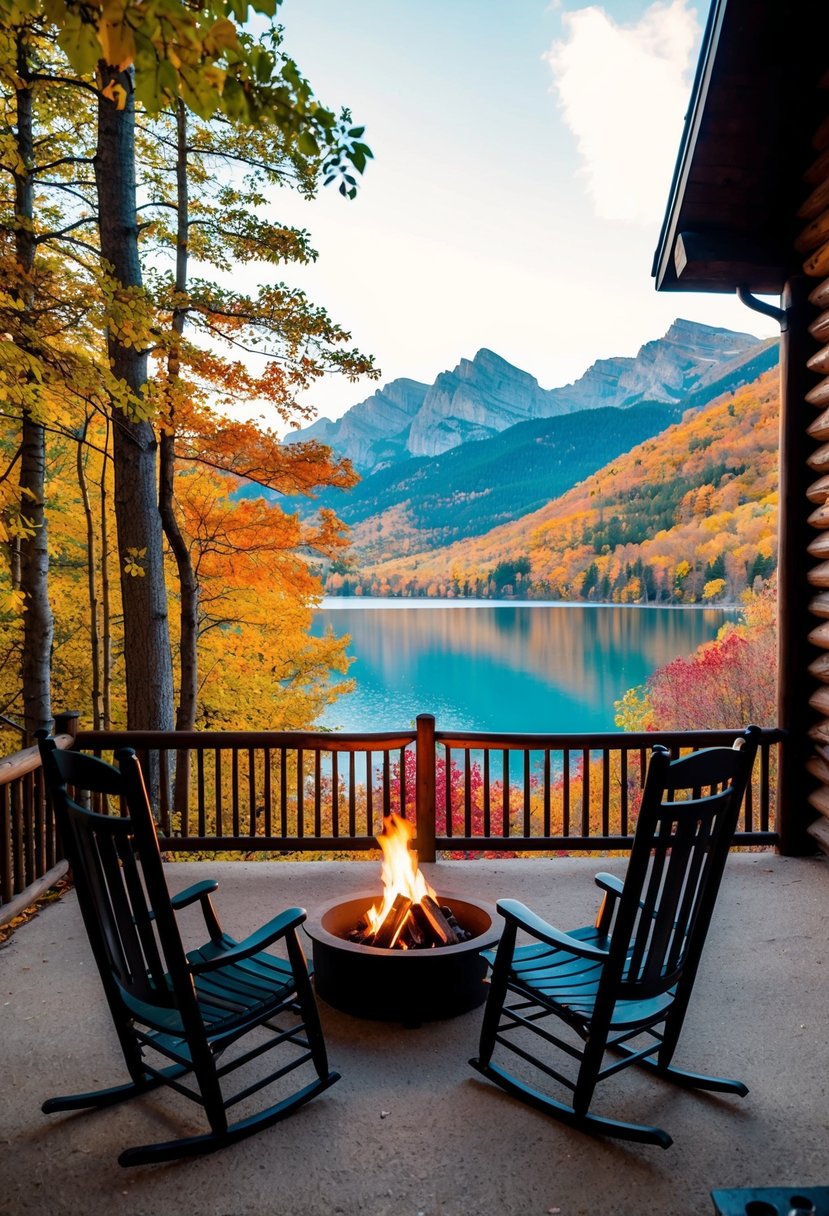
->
[52,711,79,741]
[416,714,436,862]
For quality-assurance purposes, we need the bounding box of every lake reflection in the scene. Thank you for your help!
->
[311,599,734,734]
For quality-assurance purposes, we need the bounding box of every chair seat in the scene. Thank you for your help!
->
[189,934,298,1029]
[119,933,299,1040]
[486,924,676,1031]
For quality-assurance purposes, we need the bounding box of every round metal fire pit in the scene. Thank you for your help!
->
[303,892,501,1023]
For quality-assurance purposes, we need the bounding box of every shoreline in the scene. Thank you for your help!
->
[317,596,742,612]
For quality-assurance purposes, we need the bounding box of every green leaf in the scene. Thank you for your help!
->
[297,129,319,157]
[56,20,102,77]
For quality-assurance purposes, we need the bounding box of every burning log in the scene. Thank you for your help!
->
[348,813,474,950]
[349,894,473,950]
[412,895,460,946]
[366,893,413,949]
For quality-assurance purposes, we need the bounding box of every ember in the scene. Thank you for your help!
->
[348,813,473,950]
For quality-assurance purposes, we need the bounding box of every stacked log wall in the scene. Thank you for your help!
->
[796,76,829,854]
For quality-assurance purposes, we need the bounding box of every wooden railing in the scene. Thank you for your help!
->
[1,714,784,921]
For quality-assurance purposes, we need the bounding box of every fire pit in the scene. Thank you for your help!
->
[303,815,501,1023]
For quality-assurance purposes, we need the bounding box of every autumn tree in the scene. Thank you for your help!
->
[0,14,104,732]
[139,99,372,733]
[614,579,777,731]
[1,0,374,733]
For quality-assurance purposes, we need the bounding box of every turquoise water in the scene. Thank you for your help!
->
[310,599,734,734]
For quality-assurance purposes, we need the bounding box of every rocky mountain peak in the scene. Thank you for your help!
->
[286,320,775,474]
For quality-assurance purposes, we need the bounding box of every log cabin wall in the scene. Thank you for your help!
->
[795,79,829,855]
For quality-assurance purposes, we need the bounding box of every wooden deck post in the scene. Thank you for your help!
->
[415,714,436,862]
[53,711,79,741]
[777,277,821,854]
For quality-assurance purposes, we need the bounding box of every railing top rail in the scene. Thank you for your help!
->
[75,728,418,752]
[433,726,785,750]
[0,733,74,788]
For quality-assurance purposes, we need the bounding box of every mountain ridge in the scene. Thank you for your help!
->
[286,320,777,475]
[339,368,780,604]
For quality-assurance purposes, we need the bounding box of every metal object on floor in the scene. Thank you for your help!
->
[711,1188,829,1215]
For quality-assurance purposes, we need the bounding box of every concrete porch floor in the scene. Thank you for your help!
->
[2,853,828,1216]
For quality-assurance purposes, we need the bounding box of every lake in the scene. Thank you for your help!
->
[310,599,735,734]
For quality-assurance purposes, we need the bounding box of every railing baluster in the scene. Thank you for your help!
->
[602,748,610,837]
[297,749,304,838]
[231,749,240,838]
[502,748,509,838]
[349,751,356,838]
[581,748,590,837]
[158,750,170,836]
[366,750,373,834]
[464,749,472,838]
[314,752,322,838]
[399,746,406,817]
[248,747,256,838]
[562,748,570,837]
[193,750,203,841]
[445,745,452,838]
[263,746,272,838]
[620,747,629,837]
[523,750,531,837]
[332,751,339,837]
[278,747,287,838]
[483,750,491,838]
[214,749,222,841]
[543,749,551,837]
[760,743,770,832]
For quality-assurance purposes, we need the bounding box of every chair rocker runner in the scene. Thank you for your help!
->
[470,725,761,1149]
[37,735,340,1167]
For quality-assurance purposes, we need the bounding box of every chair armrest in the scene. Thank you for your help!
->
[171,880,219,911]
[189,906,307,974]
[497,899,609,962]
[594,873,624,901]
[170,879,222,941]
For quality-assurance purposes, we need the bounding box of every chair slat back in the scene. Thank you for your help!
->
[38,738,193,1016]
[604,727,759,1004]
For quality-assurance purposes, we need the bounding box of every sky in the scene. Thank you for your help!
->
[264,0,779,425]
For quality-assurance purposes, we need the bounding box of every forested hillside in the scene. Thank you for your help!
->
[316,402,682,563]
[335,370,779,603]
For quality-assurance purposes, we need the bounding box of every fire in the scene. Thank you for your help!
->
[365,813,435,939]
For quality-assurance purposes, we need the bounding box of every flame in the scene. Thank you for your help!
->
[366,813,435,934]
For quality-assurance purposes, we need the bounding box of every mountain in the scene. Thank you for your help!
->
[317,402,684,565]
[344,369,780,604]
[286,320,777,475]
[287,377,429,471]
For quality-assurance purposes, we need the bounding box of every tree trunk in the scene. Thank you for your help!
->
[15,31,53,737]
[158,101,198,817]
[76,419,103,729]
[95,65,173,731]
[159,99,199,734]
[100,414,112,729]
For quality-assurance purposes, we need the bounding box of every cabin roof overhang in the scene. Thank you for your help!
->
[652,0,829,296]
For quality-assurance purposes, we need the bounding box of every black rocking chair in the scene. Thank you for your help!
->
[37,735,339,1167]
[470,725,761,1148]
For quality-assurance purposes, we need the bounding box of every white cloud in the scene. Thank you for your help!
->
[546,1,700,225]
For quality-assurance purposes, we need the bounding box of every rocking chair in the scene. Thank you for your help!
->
[37,735,339,1167]
[470,725,761,1148]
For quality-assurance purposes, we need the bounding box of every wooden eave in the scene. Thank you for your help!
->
[652,0,827,295]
